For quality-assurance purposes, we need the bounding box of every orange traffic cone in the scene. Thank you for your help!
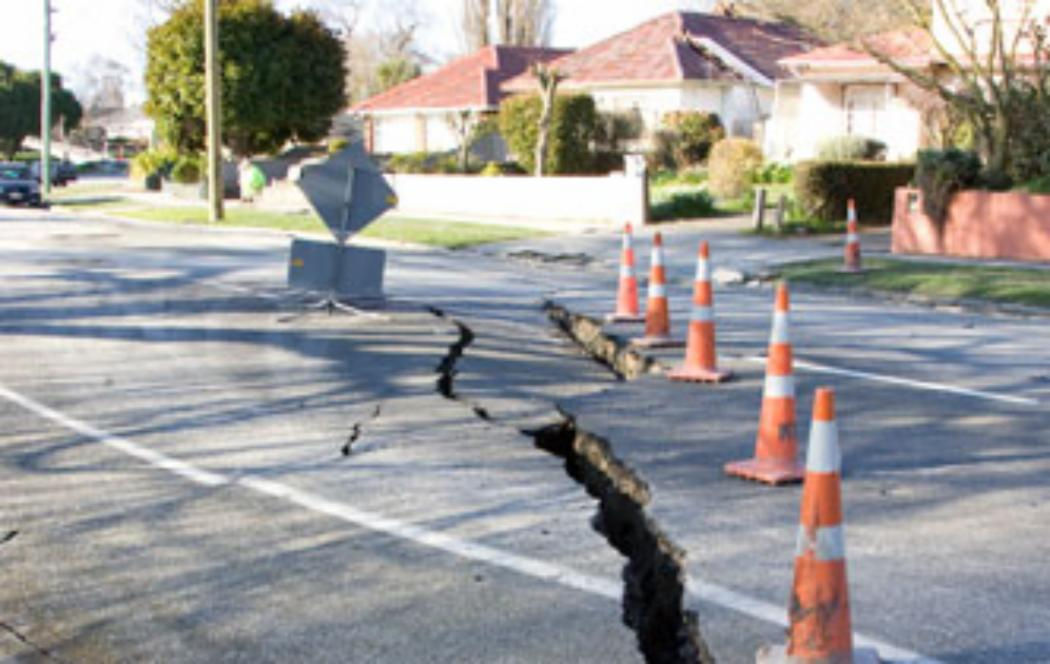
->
[632,232,683,348]
[667,241,732,382]
[725,282,804,484]
[756,388,879,664]
[843,199,862,273]
[606,223,645,323]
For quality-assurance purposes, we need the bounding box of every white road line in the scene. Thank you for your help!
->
[741,355,1039,407]
[0,384,227,487]
[1,383,938,663]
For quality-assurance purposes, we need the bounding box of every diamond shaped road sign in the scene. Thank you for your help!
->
[296,141,398,242]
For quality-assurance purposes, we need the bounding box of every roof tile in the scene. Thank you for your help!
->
[352,45,569,112]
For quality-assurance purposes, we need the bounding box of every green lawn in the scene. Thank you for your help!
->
[54,196,549,249]
[778,257,1050,308]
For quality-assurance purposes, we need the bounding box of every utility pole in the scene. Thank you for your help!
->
[41,0,53,199]
[204,0,224,221]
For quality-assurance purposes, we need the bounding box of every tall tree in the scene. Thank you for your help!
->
[376,57,422,92]
[0,63,82,159]
[463,0,491,51]
[865,0,1050,180]
[496,0,552,46]
[144,0,347,157]
[320,0,426,102]
[460,0,552,52]
[531,62,563,176]
[736,0,913,42]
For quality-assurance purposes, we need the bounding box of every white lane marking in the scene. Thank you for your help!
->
[742,355,1038,407]
[1,383,938,663]
[686,579,940,663]
[0,384,227,487]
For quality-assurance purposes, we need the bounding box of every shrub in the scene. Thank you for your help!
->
[795,160,916,224]
[131,146,177,179]
[327,137,349,154]
[707,138,763,200]
[755,162,793,185]
[592,150,625,175]
[1021,174,1050,195]
[914,149,981,224]
[480,161,503,177]
[498,93,598,174]
[650,190,717,221]
[816,135,886,161]
[647,130,678,171]
[170,154,203,183]
[661,111,724,168]
[595,110,643,152]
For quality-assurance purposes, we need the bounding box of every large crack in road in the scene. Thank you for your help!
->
[427,305,715,664]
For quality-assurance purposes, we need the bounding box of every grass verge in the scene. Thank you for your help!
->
[778,257,1050,309]
[55,196,549,249]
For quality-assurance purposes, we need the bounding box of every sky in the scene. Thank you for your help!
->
[0,0,713,104]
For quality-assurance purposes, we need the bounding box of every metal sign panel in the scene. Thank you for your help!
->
[296,141,397,241]
[287,237,385,300]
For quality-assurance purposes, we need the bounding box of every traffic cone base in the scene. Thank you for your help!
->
[724,457,804,485]
[630,334,684,349]
[727,282,800,485]
[667,364,732,383]
[605,312,646,324]
[754,644,880,664]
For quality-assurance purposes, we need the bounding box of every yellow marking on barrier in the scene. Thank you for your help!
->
[292,258,304,268]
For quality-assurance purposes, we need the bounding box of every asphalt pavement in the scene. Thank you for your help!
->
[2,207,1048,663]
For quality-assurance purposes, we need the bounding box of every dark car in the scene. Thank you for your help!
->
[57,160,78,185]
[0,162,43,206]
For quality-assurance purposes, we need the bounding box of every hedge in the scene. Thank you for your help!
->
[794,160,916,224]
[498,93,598,174]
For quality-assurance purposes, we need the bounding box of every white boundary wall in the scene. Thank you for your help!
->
[386,173,648,227]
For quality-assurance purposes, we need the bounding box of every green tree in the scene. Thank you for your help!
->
[499,92,597,175]
[145,0,347,157]
[0,62,82,159]
[375,56,421,92]
[866,0,1050,182]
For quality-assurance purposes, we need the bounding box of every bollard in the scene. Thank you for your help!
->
[775,194,787,232]
[752,187,767,231]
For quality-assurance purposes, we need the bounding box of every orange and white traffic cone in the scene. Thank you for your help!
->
[843,199,862,273]
[756,388,879,664]
[606,223,645,323]
[632,232,683,348]
[668,241,732,382]
[725,282,804,484]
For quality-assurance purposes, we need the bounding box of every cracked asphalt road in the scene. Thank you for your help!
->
[2,207,1049,663]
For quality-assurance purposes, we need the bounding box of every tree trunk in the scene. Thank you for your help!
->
[532,64,561,177]
[534,109,550,176]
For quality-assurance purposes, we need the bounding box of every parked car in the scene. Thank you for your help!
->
[28,160,76,186]
[57,160,78,185]
[0,162,43,207]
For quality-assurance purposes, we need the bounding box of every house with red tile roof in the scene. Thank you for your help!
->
[351,45,569,156]
[502,10,817,141]
[764,0,1050,161]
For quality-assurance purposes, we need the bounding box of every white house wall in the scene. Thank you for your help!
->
[424,114,460,153]
[763,80,801,161]
[372,115,418,154]
[588,86,688,134]
[767,80,922,162]
[588,82,768,139]
[792,82,842,160]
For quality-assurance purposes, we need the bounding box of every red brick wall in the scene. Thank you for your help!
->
[892,187,1050,262]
